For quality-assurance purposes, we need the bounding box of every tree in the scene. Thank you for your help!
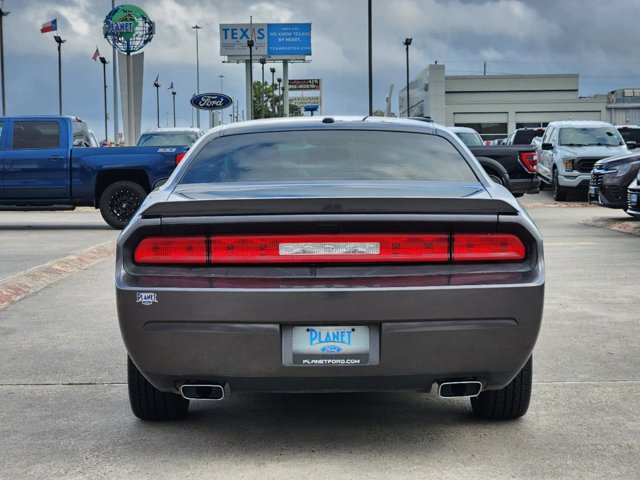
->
[252,81,303,119]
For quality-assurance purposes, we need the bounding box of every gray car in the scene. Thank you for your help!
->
[116,117,544,422]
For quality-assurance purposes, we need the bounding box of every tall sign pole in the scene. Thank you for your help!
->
[0,7,9,116]
[54,35,66,115]
[111,0,118,143]
[368,0,373,116]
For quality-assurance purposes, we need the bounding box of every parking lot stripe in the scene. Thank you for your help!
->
[0,241,115,310]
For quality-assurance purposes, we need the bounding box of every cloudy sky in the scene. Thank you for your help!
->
[2,0,639,140]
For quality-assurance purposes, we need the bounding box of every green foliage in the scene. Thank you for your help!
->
[252,82,303,118]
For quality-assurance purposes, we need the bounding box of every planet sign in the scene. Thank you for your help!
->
[190,93,233,110]
[103,4,155,54]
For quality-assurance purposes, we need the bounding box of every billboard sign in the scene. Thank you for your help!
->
[220,23,311,59]
[267,24,311,56]
[289,96,321,107]
[288,79,321,91]
[190,93,233,110]
[220,23,267,56]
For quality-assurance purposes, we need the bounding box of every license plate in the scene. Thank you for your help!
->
[290,326,370,366]
[631,193,638,204]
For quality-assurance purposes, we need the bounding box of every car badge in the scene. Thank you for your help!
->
[136,292,158,306]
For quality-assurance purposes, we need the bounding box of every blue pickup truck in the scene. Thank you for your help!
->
[0,116,188,228]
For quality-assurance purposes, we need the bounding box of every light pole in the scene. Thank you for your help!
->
[247,39,254,120]
[99,56,109,143]
[0,6,9,116]
[368,0,372,116]
[277,77,282,116]
[172,90,176,127]
[192,24,202,128]
[153,76,160,127]
[270,67,275,117]
[218,74,225,124]
[403,38,412,117]
[54,35,65,115]
[259,57,266,118]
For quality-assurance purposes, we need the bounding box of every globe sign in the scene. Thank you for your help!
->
[103,5,155,54]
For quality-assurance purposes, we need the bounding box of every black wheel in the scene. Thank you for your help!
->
[552,169,567,201]
[471,356,532,420]
[486,171,505,185]
[99,181,147,229]
[128,356,189,421]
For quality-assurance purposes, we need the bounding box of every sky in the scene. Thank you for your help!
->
[2,0,640,142]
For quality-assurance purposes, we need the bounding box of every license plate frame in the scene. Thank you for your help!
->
[282,325,380,366]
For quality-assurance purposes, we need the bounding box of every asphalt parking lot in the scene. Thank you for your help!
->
[0,194,638,479]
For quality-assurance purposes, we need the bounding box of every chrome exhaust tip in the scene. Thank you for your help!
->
[438,381,482,398]
[180,384,225,401]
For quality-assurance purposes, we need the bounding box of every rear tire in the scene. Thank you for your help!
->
[471,356,532,420]
[99,181,147,229]
[128,356,189,421]
[552,169,567,201]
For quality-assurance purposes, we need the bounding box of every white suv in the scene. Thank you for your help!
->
[536,121,628,201]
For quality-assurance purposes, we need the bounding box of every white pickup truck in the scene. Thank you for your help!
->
[536,121,629,201]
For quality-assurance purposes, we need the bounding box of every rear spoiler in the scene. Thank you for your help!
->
[141,197,519,218]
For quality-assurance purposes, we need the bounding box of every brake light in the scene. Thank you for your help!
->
[134,236,207,264]
[175,152,187,165]
[453,234,525,262]
[210,234,449,263]
[519,151,537,173]
[134,233,526,265]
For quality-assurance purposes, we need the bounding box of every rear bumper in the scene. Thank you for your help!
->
[118,279,544,394]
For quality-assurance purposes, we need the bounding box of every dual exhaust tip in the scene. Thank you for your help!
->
[180,384,225,401]
[180,381,482,400]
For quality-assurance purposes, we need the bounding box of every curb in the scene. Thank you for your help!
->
[582,217,640,237]
[0,241,116,310]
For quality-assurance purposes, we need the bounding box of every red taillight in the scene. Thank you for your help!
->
[133,233,526,265]
[210,234,450,264]
[175,152,187,165]
[134,236,207,264]
[519,151,537,173]
[453,234,525,262]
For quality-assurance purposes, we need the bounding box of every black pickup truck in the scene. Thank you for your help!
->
[450,126,540,197]
[409,119,539,196]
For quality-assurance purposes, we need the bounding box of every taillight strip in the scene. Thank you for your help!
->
[133,233,526,265]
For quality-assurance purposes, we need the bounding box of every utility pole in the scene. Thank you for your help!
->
[247,38,254,120]
[153,75,160,127]
[54,35,65,115]
[99,56,109,142]
[0,6,9,116]
[111,0,119,144]
[270,67,275,117]
[259,57,266,118]
[403,38,412,117]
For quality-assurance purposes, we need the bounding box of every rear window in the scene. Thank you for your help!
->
[179,130,478,184]
[512,129,544,145]
[454,131,484,147]
[137,133,199,147]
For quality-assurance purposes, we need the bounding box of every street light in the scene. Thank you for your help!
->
[153,75,160,128]
[259,57,266,118]
[98,56,109,143]
[247,39,254,120]
[403,37,412,117]
[0,6,9,116]
[54,35,66,115]
[171,90,176,127]
[270,67,275,117]
[277,77,282,117]
[192,24,202,128]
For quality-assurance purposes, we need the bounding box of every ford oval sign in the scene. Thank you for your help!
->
[190,93,233,111]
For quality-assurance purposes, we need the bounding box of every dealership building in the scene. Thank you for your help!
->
[399,63,640,140]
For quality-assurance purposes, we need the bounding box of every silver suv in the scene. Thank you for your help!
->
[536,121,628,201]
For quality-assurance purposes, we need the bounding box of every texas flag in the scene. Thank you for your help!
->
[40,19,57,33]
